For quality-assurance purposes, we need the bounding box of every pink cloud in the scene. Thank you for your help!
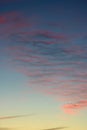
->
[0,11,36,40]
[63,100,87,114]
[7,44,87,114]
[1,10,87,115]
[6,43,87,115]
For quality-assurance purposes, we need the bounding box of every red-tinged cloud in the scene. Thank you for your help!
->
[0,16,6,24]
[33,30,67,40]
[0,10,69,45]
[63,100,87,114]
[0,11,19,24]
[0,11,35,40]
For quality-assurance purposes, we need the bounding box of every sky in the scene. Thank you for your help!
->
[0,0,87,130]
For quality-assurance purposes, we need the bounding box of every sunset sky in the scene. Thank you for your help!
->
[0,0,87,130]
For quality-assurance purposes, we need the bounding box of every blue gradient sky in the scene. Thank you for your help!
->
[0,0,87,130]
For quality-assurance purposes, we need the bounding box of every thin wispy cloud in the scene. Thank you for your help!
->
[42,127,68,130]
[0,114,34,120]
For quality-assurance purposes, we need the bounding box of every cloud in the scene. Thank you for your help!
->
[1,10,87,115]
[0,114,34,120]
[0,11,35,40]
[63,100,87,114]
[6,33,87,115]
[42,127,68,130]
